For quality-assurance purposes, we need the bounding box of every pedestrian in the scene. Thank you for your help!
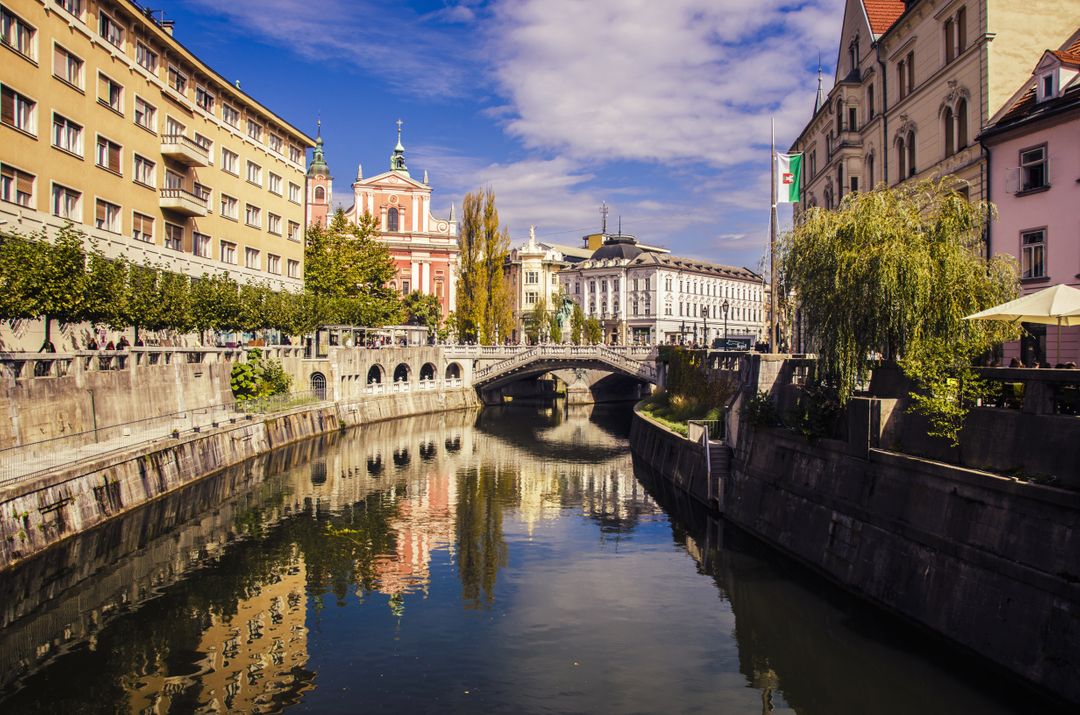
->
[117,335,130,349]
[86,337,98,350]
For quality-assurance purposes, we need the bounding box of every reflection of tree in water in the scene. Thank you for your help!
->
[455,465,512,608]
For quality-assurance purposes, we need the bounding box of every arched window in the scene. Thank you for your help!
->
[387,207,399,232]
[367,364,383,384]
[314,186,325,201]
[866,153,875,187]
[907,130,916,177]
[393,363,409,382]
[445,362,462,380]
[897,136,907,181]
[310,372,326,399]
[956,99,968,149]
[836,98,844,132]
[419,362,435,381]
[944,106,955,156]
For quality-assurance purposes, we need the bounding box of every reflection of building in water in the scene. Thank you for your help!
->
[372,469,458,603]
[125,547,312,713]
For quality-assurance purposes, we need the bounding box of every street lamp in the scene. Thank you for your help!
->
[702,306,708,349]
[722,299,730,349]
[680,321,686,345]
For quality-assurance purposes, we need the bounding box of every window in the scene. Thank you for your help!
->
[195,86,214,113]
[245,203,261,227]
[220,241,237,264]
[165,116,184,137]
[867,84,875,118]
[95,136,121,174]
[2,7,36,60]
[289,145,302,164]
[287,220,300,242]
[132,212,154,243]
[1,164,33,207]
[193,182,210,202]
[525,292,537,306]
[167,65,187,95]
[221,149,238,175]
[1041,74,1055,101]
[867,153,875,186]
[944,106,955,156]
[1020,146,1048,192]
[287,259,299,279]
[98,11,123,48]
[267,254,281,274]
[132,154,154,186]
[53,45,83,87]
[245,247,260,269]
[220,194,238,219]
[134,96,155,131]
[1,85,35,133]
[850,176,859,193]
[314,186,325,201]
[194,133,212,161]
[246,160,262,186]
[267,213,281,235]
[193,232,211,258]
[95,198,120,233]
[98,74,122,113]
[246,119,262,142]
[1021,230,1045,279]
[165,222,183,250]
[135,42,157,73]
[387,207,399,232]
[288,182,301,203]
[944,17,955,63]
[51,183,80,219]
[55,0,83,17]
[525,271,538,284]
[52,114,82,154]
[164,169,182,189]
[222,103,239,128]
[956,7,967,53]
[956,99,968,149]
[897,58,906,100]
[268,173,282,195]
[906,51,915,94]
[401,279,410,293]
[269,133,283,154]
[847,107,857,132]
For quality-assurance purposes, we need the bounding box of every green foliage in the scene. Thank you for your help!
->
[524,296,548,343]
[661,346,737,412]
[780,178,1020,441]
[639,391,725,437]
[548,312,562,344]
[741,391,783,428]
[402,291,442,334]
[230,348,292,400]
[570,303,585,345]
[584,317,602,345]
[456,189,513,344]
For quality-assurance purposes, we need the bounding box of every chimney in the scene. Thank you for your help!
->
[161,20,174,35]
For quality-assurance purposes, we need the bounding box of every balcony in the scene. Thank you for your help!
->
[160,134,209,166]
[159,187,208,217]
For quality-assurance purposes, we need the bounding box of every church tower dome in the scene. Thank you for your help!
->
[307,120,333,228]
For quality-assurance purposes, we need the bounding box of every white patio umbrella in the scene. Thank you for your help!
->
[964,283,1080,365]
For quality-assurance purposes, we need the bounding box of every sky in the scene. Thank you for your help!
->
[166,0,845,271]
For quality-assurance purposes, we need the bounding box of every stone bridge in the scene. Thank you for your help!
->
[447,345,659,390]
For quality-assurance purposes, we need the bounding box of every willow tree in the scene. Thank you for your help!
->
[455,189,513,344]
[780,178,1019,443]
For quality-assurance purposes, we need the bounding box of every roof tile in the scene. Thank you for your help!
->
[863,0,907,36]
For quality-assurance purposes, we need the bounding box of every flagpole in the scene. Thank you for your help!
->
[770,117,778,353]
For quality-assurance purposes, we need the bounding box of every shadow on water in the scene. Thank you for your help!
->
[632,459,1070,715]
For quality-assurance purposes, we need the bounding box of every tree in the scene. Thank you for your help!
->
[779,178,1019,443]
[547,312,562,344]
[402,291,442,335]
[305,209,400,327]
[525,297,548,344]
[585,317,602,345]
[570,304,585,345]
[456,189,513,344]
[16,226,90,350]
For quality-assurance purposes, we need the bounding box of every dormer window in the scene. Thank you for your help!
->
[1038,72,1056,102]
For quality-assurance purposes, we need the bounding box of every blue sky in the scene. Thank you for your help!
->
[169,0,844,270]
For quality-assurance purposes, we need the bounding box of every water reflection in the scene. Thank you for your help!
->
[0,404,1060,713]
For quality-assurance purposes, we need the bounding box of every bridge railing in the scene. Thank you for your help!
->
[472,344,657,383]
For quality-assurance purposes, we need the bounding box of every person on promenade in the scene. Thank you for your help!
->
[117,336,130,350]
[105,340,115,351]
[86,337,98,350]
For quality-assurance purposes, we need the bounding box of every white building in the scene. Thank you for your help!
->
[559,234,765,346]
[505,227,568,342]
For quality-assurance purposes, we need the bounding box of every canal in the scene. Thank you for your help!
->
[0,404,1050,713]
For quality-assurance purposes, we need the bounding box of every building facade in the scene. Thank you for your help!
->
[0,0,313,294]
[790,0,1080,215]
[981,30,1080,365]
[505,227,567,342]
[558,234,765,346]
[311,123,459,318]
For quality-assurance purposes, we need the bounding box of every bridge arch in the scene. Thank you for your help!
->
[419,362,436,382]
[367,364,384,384]
[445,362,462,380]
[393,363,410,383]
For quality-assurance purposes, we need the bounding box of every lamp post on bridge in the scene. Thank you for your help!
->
[702,306,708,349]
[722,299,730,349]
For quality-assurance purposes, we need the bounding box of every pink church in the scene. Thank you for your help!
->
[306,122,460,318]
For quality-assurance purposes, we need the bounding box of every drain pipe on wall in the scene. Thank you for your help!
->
[877,44,889,184]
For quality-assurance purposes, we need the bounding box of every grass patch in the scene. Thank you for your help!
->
[638,391,724,437]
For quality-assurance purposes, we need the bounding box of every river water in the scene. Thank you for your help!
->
[0,404,1053,713]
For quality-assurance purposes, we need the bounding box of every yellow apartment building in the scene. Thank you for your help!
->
[0,0,313,298]
[791,0,1080,215]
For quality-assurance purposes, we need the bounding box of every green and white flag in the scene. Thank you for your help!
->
[775,152,803,203]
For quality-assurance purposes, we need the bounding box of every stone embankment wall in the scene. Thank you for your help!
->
[628,405,711,505]
[0,388,480,570]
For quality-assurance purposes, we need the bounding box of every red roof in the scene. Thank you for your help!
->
[1051,33,1080,64]
[863,0,907,36]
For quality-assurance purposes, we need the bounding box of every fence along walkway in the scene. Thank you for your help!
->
[0,391,323,487]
